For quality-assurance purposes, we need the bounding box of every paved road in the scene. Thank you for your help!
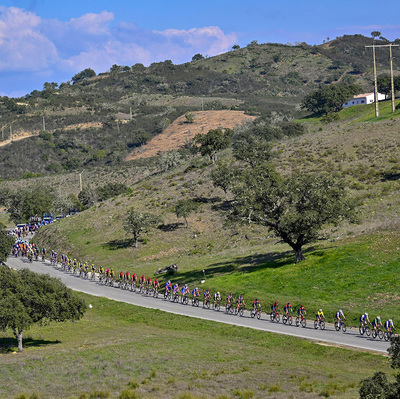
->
[6,254,390,354]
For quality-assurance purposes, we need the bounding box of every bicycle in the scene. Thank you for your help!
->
[282,313,292,325]
[225,302,234,314]
[164,290,171,300]
[334,320,347,333]
[372,327,384,340]
[172,292,180,303]
[153,288,159,298]
[384,330,395,342]
[182,295,189,305]
[314,318,325,330]
[236,305,245,317]
[270,311,280,323]
[192,296,199,307]
[359,323,371,336]
[203,298,211,309]
[213,300,221,311]
[250,307,262,319]
[296,316,307,328]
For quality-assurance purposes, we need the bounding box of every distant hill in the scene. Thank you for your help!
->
[0,34,400,179]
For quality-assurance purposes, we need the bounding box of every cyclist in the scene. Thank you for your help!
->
[146,277,152,293]
[271,301,279,317]
[298,305,306,321]
[385,319,396,334]
[284,302,292,316]
[335,309,346,328]
[214,291,221,306]
[119,271,124,283]
[227,293,234,311]
[203,288,210,304]
[316,309,325,325]
[153,278,160,291]
[139,275,145,288]
[125,271,130,282]
[372,316,383,333]
[172,283,179,299]
[165,280,172,293]
[360,312,370,328]
[237,294,245,312]
[192,286,199,297]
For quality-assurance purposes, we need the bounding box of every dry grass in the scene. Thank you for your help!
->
[126,110,256,160]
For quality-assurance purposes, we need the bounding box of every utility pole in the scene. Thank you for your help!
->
[42,116,45,131]
[130,107,132,120]
[10,125,12,142]
[389,44,396,113]
[365,43,399,116]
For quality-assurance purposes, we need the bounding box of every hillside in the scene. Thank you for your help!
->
[1,34,400,179]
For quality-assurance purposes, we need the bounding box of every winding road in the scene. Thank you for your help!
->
[6,253,390,354]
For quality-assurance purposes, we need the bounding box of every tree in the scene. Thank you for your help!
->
[233,129,275,168]
[359,336,400,398]
[78,187,96,208]
[0,226,14,263]
[371,31,382,39]
[210,162,236,201]
[301,83,362,115]
[232,45,240,50]
[0,266,86,352]
[158,150,183,172]
[195,128,234,164]
[175,199,199,228]
[231,167,355,262]
[191,53,204,62]
[51,194,74,216]
[72,68,96,84]
[378,74,400,97]
[6,186,55,224]
[124,208,161,247]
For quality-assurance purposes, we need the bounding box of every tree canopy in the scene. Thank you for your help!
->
[72,68,96,84]
[124,208,161,247]
[0,226,14,263]
[230,165,355,262]
[174,199,199,228]
[0,266,86,351]
[195,128,234,163]
[301,83,362,115]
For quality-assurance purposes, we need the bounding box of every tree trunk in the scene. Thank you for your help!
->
[184,217,189,228]
[294,246,305,263]
[134,235,138,248]
[224,190,229,201]
[13,328,23,352]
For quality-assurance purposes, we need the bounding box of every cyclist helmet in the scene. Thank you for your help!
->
[195,287,198,290]
[319,309,322,312]
[217,292,220,295]
[287,302,291,306]
[377,316,381,320]
[390,319,393,323]
[365,312,368,316]
[339,309,343,314]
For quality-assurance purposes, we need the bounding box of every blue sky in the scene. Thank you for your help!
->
[1,0,400,97]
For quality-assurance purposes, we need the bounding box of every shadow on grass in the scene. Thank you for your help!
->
[0,337,61,353]
[102,238,135,250]
[158,222,184,232]
[381,172,400,181]
[170,245,330,285]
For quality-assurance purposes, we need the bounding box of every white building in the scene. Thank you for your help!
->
[343,92,386,108]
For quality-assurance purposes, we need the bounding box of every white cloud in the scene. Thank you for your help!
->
[0,6,238,95]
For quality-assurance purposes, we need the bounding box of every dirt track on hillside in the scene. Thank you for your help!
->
[126,110,256,161]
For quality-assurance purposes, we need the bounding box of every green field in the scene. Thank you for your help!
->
[0,293,392,399]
